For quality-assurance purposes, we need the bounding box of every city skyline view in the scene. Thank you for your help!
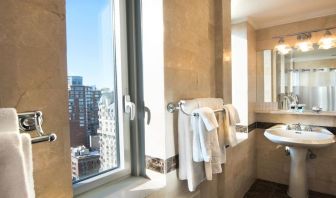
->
[68,76,118,182]
[66,0,119,182]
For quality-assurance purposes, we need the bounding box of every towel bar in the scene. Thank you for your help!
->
[18,111,57,144]
[31,133,57,144]
[167,100,226,116]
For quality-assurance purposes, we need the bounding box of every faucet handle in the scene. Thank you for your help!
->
[293,123,302,131]
[302,125,312,132]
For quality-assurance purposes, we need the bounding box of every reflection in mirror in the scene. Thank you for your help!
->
[256,50,276,103]
[258,44,336,112]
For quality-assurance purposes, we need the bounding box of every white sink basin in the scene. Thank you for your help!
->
[265,124,335,148]
[264,124,335,198]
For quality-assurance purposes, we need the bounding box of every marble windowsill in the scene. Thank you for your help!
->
[255,110,336,117]
[75,176,166,198]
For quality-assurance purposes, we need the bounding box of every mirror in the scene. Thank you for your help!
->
[257,44,336,112]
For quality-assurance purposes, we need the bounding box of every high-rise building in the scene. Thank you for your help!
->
[89,134,100,151]
[71,146,100,181]
[97,89,117,170]
[68,76,101,147]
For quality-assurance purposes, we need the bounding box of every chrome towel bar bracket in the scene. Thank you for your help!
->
[18,111,57,144]
[167,100,195,116]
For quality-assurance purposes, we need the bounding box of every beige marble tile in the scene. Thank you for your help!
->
[247,23,257,124]
[0,0,72,197]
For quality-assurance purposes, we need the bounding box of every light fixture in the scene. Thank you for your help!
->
[273,27,336,53]
[295,33,314,52]
[274,37,292,55]
[318,30,336,50]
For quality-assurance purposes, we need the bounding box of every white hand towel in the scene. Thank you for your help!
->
[191,107,222,180]
[224,104,240,125]
[223,104,240,147]
[191,107,219,162]
[197,98,226,163]
[0,132,35,198]
[178,99,206,192]
[0,108,19,133]
[216,110,226,164]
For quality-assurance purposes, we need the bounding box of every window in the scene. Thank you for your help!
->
[66,0,132,188]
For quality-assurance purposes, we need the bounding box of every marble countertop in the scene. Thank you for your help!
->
[255,110,336,116]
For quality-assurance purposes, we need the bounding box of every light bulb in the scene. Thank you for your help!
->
[275,38,292,55]
[296,41,313,52]
[295,33,313,52]
[319,30,336,50]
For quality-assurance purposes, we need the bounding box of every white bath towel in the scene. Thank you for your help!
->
[191,107,222,180]
[0,108,19,133]
[0,132,35,198]
[223,104,240,147]
[21,133,35,198]
[178,99,206,192]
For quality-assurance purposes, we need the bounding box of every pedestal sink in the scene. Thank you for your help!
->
[264,124,335,198]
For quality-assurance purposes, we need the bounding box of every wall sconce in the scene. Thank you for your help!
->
[274,37,292,55]
[295,33,313,52]
[318,30,336,50]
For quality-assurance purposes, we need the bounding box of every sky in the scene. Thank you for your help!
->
[66,0,115,89]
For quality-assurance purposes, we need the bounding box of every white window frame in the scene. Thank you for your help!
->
[72,0,131,195]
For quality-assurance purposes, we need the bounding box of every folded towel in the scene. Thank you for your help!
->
[223,104,240,147]
[191,107,222,180]
[197,98,226,163]
[216,109,226,164]
[196,98,226,180]
[178,98,227,190]
[192,107,219,162]
[178,99,206,192]
[224,104,240,125]
[0,132,35,198]
[0,108,19,133]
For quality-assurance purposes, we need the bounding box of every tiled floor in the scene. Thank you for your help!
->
[244,179,336,198]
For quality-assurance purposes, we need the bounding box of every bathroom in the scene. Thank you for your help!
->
[0,0,335,197]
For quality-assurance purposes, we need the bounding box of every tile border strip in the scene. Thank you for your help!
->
[236,125,248,133]
[145,155,179,174]
[248,122,257,132]
[145,156,165,174]
[146,122,336,174]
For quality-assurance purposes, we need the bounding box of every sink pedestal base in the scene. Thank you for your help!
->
[288,147,308,198]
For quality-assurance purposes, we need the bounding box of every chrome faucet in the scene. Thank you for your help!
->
[280,95,291,110]
[279,93,299,110]
[302,125,312,132]
[288,123,313,132]
[292,123,302,131]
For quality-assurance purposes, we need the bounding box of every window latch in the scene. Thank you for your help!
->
[124,95,136,120]
[144,106,151,125]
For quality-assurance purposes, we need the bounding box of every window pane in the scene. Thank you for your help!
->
[66,0,119,183]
